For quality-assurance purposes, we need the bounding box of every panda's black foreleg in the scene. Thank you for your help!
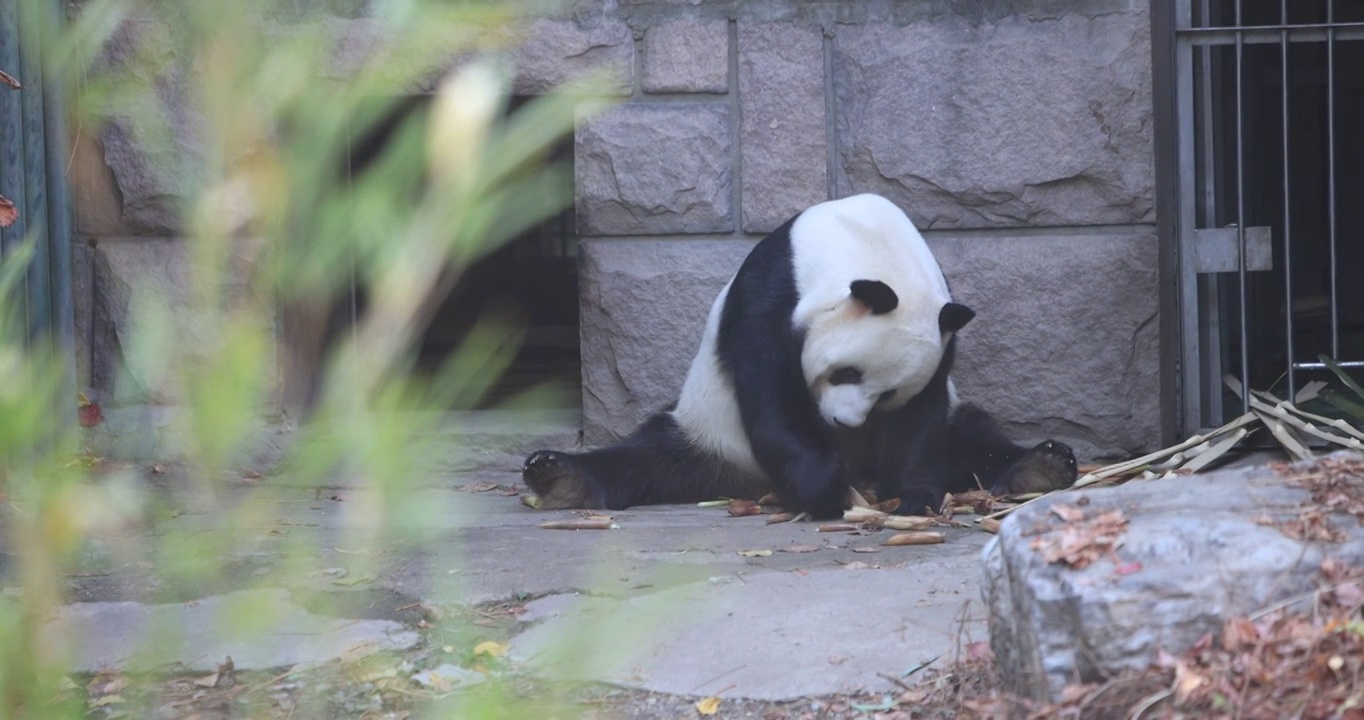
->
[745,416,847,519]
[872,379,955,516]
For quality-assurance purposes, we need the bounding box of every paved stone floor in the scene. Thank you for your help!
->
[8,466,996,702]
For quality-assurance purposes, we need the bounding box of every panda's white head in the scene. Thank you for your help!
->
[803,279,975,429]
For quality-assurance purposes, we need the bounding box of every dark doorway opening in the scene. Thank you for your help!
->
[281,94,581,412]
[1182,0,1364,429]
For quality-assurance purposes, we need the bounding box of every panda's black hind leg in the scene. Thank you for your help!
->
[522,450,605,510]
[997,440,1077,495]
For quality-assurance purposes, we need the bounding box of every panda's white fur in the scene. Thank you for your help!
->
[672,279,761,474]
[672,193,954,468]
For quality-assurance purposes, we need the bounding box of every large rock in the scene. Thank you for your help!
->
[739,22,828,233]
[934,232,1161,458]
[91,238,276,407]
[575,104,734,236]
[984,453,1364,702]
[578,238,753,446]
[643,16,730,94]
[833,8,1154,229]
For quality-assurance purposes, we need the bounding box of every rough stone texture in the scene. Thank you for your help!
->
[41,589,419,673]
[91,238,276,406]
[70,135,127,237]
[739,22,828,233]
[94,15,199,235]
[833,8,1154,229]
[933,232,1161,458]
[576,104,734,236]
[643,17,730,94]
[578,239,753,446]
[984,452,1364,702]
[509,17,635,96]
[512,559,985,700]
[578,232,1159,457]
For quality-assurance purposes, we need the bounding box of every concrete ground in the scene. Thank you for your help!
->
[12,464,996,705]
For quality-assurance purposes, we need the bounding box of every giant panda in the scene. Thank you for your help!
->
[522,194,1076,518]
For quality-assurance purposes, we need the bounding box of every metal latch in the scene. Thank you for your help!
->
[1192,225,1273,274]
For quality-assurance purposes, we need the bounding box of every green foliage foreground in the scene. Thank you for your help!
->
[0,1,630,716]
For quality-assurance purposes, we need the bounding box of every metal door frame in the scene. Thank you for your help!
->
[1154,0,1364,440]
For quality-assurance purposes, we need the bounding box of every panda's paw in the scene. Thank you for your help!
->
[522,450,597,510]
[1002,439,1078,495]
[788,454,848,520]
[894,487,946,517]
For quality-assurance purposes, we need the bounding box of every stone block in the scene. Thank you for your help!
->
[576,103,734,236]
[510,17,635,96]
[578,238,754,445]
[739,22,828,233]
[91,238,276,407]
[93,14,198,235]
[984,453,1364,702]
[931,232,1161,458]
[643,17,730,94]
[69,135,127,236]
[833,8,1154,229]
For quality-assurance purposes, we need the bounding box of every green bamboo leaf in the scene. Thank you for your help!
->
[1319,355,1364,403]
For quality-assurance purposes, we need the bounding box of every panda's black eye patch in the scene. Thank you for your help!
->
[878,389,896,403]
[829,367,863,386]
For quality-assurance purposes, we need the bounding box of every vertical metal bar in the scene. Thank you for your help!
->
[19,0,52,342]
[1195,2,1224,422]
[1280,0,1296,399]
[44,0,77,428]
[0,0,28,268]
[1326,0,1339,359]
[1176,0,1202,433]
[1235,0,1250,413]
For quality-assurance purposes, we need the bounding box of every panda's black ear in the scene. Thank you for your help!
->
[849,280,898,315]
[939,302,975,333]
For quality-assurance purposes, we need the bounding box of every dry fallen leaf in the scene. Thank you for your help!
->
[0,195,15,229]
[86,674,127,697]
[468,481,499,493]
[473,641,508,658]
[727,499,762,517]
[0,70,19,90]
[851,546,880,554]
[193,672,219,688]
[883,516,937,531]
[695,696,721,715]
[818,523,859,533]
[766,512,796,524]
[738,549,773,558]
[540,518,615,530]
[780,545,820,553]
[874,498,902,513]
[979,518,1002,534]
[1051,504,1086,522]
[883,532,945,546]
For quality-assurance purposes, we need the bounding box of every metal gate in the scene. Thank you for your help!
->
[1170,0,1364,435]
[0,0,76,425]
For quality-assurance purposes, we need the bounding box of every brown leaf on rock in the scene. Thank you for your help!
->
[766,512,796,524]
[779,545,820,553]
[1030,507,1129,570]
[0,70,19,90]
[0,195,15,228]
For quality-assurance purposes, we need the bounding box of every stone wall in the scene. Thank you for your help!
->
[572,0,1159,459]
[72,0,1161,463]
